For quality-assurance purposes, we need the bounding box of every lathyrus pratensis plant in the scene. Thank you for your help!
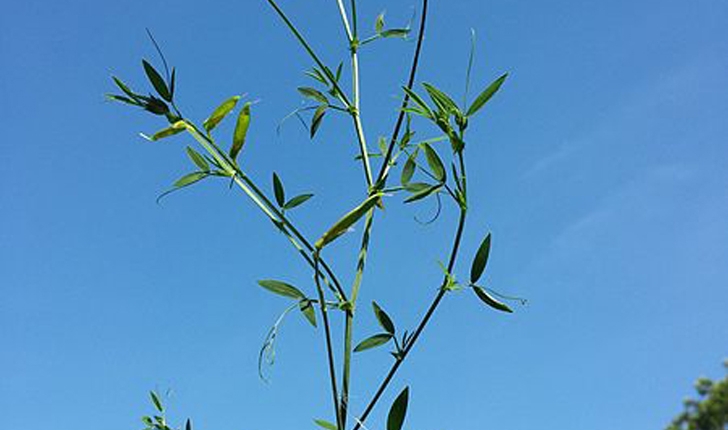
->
[108,1,523,430]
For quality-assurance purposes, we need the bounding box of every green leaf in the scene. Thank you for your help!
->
[143,120,186,141]
[400,152,416,185]
[174,172,208,188]
[150,391,163,413]
[231,102,251,162]
[169,68,176,99]
[402,87,433,119]
[372,302,395,335]
[315,193,383,249]
[142,416,154,426]
[314,419,337,430]
[404,184,441,203]
[272,173,286,207]
[375,13,385,33]
[470,233,491,284]
[142,60,171,102]
[310,105,327,138]
[422,83,459,115]
[112,76,142,103]
[298,87,328,104]
[186,147,210,172]
[257,279,306,300]
[472,286,513,313]
[354,333,392,352]
[404,182,430,193]
[305,68,328,85]
[283,193,314,210]
[298,300,317,327]
[106,94,139,105]
[467,73,508,117]
[381,29,410,39]
[257,280,306,300]
[387,387,409,430]
[422,143,446,182]
[203,95,240,132]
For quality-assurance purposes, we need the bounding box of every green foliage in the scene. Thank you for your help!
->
[666,361,728,430]
[108,1,521,429]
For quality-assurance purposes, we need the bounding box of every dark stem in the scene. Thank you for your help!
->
[314,254,344,430]
[374,0,430,186]
[351,207,467,430]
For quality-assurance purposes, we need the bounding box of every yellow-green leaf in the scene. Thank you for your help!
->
[203,96,240,132]
[230,102,251,161]
[315,193,383,250]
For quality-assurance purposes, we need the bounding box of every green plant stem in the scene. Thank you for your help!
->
[351,206,467,430]
[266,0,351,107]
[339,207,374,427]
[340,0,429,425]
[314,254,344,430]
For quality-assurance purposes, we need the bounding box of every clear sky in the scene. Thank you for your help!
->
[1,0,727,430]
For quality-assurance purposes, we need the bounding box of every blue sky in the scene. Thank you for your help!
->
[1,0,727,430]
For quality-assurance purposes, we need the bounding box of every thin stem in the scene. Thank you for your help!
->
[351,207,467,430]
[335,0,354,42]
[340,208,374,426]
[314,254,344,430]
[266,0,351,107]
[374,0,430,186]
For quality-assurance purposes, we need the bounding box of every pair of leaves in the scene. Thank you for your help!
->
[257,280,317,327]
[469,233,513,313]
[354,302,396,353]
[314,193,383,250]
[372,13,411,41]
[202,96,251,163]
[272,172,314,211]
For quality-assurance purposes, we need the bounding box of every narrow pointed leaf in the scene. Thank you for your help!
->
[314,193,382,249]
[314,419,337,430]
[470,233,491,283]
[387,387,409,430]
[257,280,306,300]
[185,419,192,430]
[105,94,139,105]
[297,87,328,104]
[422,143,446,182]
[404,184,441,203]
[310,105,327,138]
[401,153,416,185]
[150,391,163,413]
[272,173,286,207]
[375,13,385,33]
[422,83,459,115]
[142,60,171,102]
[283,193,314,210]
[473,286,513,313]
[230,102,251,161]
[404,182,430,193]
[381,29,410,39]
[402,87,433,119]
[354,333,392,352]
[169,68,176,98]
[144,121,186,141]
[372,302,395,334]
[203,96,240,132]
[112,76,142,102]
[186,147,210,172]
[299,300,317,327]
[467,73,508,117]
[174,172,208,187]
